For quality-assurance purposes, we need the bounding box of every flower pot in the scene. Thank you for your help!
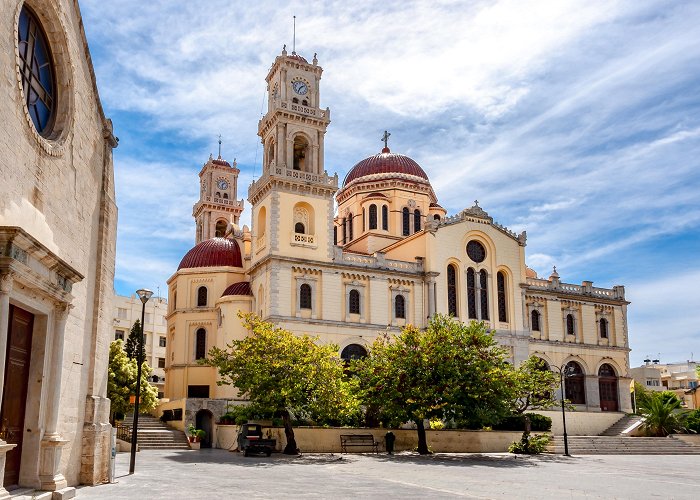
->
[189,441,200,450]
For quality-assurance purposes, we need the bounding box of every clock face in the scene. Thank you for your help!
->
[217,179,229,190]
[292,81,308,95]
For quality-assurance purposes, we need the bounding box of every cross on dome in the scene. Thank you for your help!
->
[381,130,391,150]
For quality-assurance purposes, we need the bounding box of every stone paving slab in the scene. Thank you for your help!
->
[75,449,700,499]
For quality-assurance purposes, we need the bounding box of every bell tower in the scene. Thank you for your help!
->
[248,48,338,265]
[193,153,244,244]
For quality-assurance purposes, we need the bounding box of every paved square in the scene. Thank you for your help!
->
[76,449,700,499]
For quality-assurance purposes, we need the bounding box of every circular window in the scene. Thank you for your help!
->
[18,6,56,136]
[466,240,486,263]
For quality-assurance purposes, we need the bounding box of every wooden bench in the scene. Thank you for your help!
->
[340,434,379,453]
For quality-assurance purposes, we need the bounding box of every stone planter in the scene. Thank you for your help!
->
[188,437,201,450]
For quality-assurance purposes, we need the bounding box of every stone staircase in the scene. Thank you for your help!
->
[599,414,644,436]
[121,413,190,450]
[548,435,700,455]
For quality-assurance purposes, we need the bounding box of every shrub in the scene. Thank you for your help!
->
[508,434,550,454]
[683,409,700,433]
[493,414,552,432]
[528,414,552,431]
[429,418,445,430]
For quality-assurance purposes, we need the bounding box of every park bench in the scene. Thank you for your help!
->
[340,434,379,453]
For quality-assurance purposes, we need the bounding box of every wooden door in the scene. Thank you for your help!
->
[599,378,619,412]
[2,305,34,488]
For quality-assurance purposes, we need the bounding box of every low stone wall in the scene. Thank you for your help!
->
[672,435,700,447]
[215,425,523,453]
[535,410,623,436]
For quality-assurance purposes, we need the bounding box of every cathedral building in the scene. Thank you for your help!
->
[1,0,116,494]
[163,48,633,435]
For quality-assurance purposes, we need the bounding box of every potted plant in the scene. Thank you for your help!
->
[187,424,206,450]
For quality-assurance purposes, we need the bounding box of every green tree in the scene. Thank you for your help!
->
[124,319,146,361]
[510,356,559,428]
[638,392,688,436]
[108,340,158,421]
[353,315,514,454]
[204,314,360,454]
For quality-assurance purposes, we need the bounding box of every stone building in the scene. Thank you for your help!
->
[0,0,116,495]
[113,295,168,398]
[161,48,633,436]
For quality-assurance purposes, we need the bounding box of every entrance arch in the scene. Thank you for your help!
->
[195,409,214,448]
[598,363,619,411]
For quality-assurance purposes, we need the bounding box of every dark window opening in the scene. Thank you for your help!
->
[300,284,312,309]
[565,362,586,404]
[295,222,305,234]
[447,265,458,317]
[531,310,541,331]
[566,314,575,335]
[599,318,608,338]
[348,289,360,314]
[467,268,477,319]
[197,286,208,307]
[369,204,377,230]
[479,269,489,321]
[348,213,353,240]
[497,271,507,322]
[466,240,486,263]
[414,209,421,232]
[382,205,389,230]
[195,328,207,360]
[402,208,410,236]
[341,344,367,362]
[434,214,441,221]
[187,385,210,398]
[395,295,406,319]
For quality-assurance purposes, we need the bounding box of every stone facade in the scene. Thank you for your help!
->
[0,0,116,494]
[162,48,633,429]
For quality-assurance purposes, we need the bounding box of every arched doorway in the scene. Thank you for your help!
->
[195,409,214,448]
[564,361,586,404]
[341,344,367,363]
[598,363,619,411]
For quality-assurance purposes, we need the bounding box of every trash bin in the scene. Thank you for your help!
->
[385,431,395,454]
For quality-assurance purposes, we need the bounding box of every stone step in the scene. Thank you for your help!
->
[548,435,700,454]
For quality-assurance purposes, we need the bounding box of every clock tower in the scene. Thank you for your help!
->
[248,48,338,267]
[193,154,244,244]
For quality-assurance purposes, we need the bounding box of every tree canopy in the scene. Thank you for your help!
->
[124,319,146,361]
[204,314,360,454]
[108,339,158,420]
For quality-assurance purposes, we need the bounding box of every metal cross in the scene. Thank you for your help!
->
[382,130,391,149]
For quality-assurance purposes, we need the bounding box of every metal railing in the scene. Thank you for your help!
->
[116,425,132,443]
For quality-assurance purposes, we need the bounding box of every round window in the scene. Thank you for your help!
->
[18,6,56,136]
[466,240,486,263]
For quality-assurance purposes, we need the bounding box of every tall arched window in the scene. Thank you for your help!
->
[434,214,441,221]
[362,208,366,232]
[599,318,608,338]
[333,226,338,245]
[300,284,312,309]
[531,310,541,331]
[566,314,575,335]
[195,328,207,360]
[382,205,389,230]
[414,209,421,232]
[369,204,378,230]
[467,268,477,319]
[197,286,208,307]
[447,264,458,317]
[497,271,507,322]
[293,135,309,171]
[341,217,346,244]
[348,213,353,240]
[565,361,586,404]
[395,295,406,319]
[479,270,489,321]
[402,208,410,236]
[348,289,360,314]
[215,220,227,237]
[295,222,305,234]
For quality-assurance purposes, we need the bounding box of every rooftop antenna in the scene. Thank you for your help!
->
[218,134,222,158]
[293,15,296,54]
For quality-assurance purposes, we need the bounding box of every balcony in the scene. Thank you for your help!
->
[291,232,316,248]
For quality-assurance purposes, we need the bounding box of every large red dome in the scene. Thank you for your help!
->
[178,238,242,270]
[343,148,430,187]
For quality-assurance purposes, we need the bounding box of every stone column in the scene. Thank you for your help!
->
[427,278,436,318]
[585,375,601,411]
[39,303,71,491]
[0,272,17,500]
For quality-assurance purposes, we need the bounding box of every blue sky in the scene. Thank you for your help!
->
[80,0,700,366]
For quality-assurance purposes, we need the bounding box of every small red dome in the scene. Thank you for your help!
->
[343,148,430,187]
[178,238,242,270]
[287,53,308,63]
[212,158,230,167]
[221,281,253,297]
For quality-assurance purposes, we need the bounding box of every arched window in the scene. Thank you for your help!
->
[300,284,312,309]
[341,344,367,362]
[369,204,378,230]
[497,271,507,322]
[414,210,421,232]
[395,295,406,319]
[382,205,389,230]
[434,214,441,221]
[479,270,489,321]
[293,135,309,171]
[348,213,354,240]
[565,361,586,404]
[292,97,299,104]
[599,318,608,339]
[348,289,360,314]
[215,192,221,198]
[566,314,575,335]
[197,286,208,307]
[258,207,267,236]
[295,222,305,234]
[447,264,458,317]
[402,208,410,236]
[531,310,541,331]
[467,268,477,319]
[267,141,275,163]
[195,328,207,360]
[302,99,308,106]
[362,208,366,232]
[18,6,56,136]
[341,217,346,243]
[333,226,337,245]
[215,220,227,237]
[599,363,616,377]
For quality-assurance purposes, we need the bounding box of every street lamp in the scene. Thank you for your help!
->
[551,363,574,457]
[129,288,153,474]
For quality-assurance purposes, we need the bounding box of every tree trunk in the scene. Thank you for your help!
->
[281,410,298,455]
[416,418,430,455]
[520,414,532,452]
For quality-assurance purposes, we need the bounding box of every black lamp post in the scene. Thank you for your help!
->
[552,363,573,457]
[129,288,153,474]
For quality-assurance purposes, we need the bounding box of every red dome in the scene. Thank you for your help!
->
[287,53,308,63]
[178,238,242,270]
[212,158,231,167]
[221,281,253,297]
[343,148,430,187]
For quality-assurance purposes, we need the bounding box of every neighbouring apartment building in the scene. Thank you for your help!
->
[113,295,168,398]
[632,359,698,408]
[1,0,116,494]
[158,48,634,443]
